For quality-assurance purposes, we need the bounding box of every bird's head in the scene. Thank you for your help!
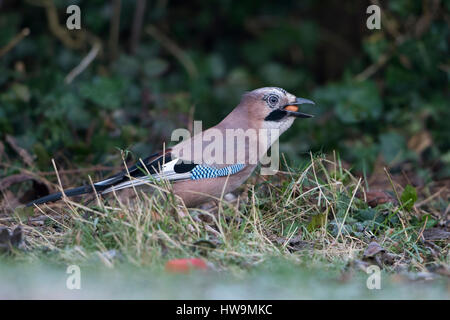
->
[239,87,315,132]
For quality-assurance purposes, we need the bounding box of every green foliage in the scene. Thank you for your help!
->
[314,80,383,124]
[0,0,448,180]
[307,212,327,231]
[354,208,384,223]
[0,2,448,297]
[79,76,125,110]
[400,184,418,211]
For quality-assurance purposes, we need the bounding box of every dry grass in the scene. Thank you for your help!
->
[0,153,446,281]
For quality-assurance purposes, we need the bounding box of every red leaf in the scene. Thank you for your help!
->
[165,258,208,273]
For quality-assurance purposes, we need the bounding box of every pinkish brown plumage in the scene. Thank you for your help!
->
[28,87,315,208]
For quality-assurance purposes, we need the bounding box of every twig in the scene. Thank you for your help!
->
[26,0,86,49]
[415,0,441,38]
[129,0,147,54]
[5,135,34,167]
[335,178,362,242]
[88,175,103,211]
[384,167,409,239]
[50,159,73,212]
[383,167,401,202]
[309,153,337,219]
[65,41,101,84]
[415,188,446,208]
[0,28,30,58]
[357,0,440,82]
[0,174,37,191]
[355,51,392,82]
[415,215,428,244]
[109,0,122,62]
[146,24,198,78]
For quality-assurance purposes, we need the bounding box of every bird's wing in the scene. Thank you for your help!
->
[94,149,174,188]
[26,148,246,206]
[98,150,246,194]
[100,155,191,194]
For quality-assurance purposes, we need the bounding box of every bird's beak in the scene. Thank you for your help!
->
[283,97,315,118]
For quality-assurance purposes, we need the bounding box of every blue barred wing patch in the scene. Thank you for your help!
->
[190,164,245,180]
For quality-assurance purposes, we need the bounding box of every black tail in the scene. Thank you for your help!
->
[26,185,96,207]
[26,151,171,207]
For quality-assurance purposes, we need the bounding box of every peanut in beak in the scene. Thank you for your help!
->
[284,105,299,112]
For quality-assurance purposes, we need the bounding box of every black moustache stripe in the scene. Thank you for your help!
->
[264,109,287,121]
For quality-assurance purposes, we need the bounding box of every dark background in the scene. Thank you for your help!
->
[0,0,449,188]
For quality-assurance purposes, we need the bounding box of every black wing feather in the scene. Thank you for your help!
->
[173,161,197,173]
[96,151,172,186]
[26,150,172,207]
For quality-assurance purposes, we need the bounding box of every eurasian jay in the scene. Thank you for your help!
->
[27,87,314,208]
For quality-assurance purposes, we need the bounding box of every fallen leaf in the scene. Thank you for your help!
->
[165,258,208,273]
[0,228,10,243]
[348,259,371,272]
[363,190,397,207]
[0,226,23,253]
[0,174,38,191]
[423,228,450,241]
[363,241,385,258]
[0,190,21,210]
[427,265,450,278]
[1,174,51,206]
[381,252,397,265]
[10,226,22,246]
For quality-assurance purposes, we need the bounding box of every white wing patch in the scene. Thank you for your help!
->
[100,158,246,195]
[101,158,189,194]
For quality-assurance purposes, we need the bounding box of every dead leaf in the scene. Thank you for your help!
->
[428,265,450,278]
[273,235,311,251]
[0,174,36,191]
[340,259,372,282]
[363,241,389,267]
[0,174,50,207]
[423,228,450,241]
[0,226,23,253]
[363,241,385,257]
[381,252,397,265]
[165,258,208,273]
[0,228,10,243]
[10,226,22,246]
[0,190,21,210]
[363,241,399,267]
[348,259,371,272]
[363,190,397,207]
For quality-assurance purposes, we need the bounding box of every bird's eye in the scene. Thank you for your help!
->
[267,94,279,107]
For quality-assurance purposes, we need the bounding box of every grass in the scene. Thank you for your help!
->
[0,154,448,299]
